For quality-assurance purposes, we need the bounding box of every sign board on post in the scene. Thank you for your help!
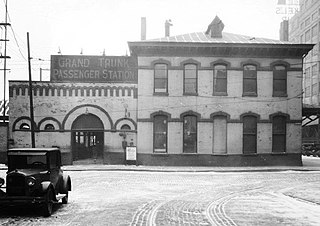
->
[50,55,137,83]
[126,146,137,165]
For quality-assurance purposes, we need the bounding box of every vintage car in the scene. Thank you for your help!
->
[0,148,71,217]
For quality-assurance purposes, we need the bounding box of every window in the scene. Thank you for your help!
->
[272,116,286,153]
[305,17,310,27]
[183,115,197,153]
[184,64,197,94]
[312,25,317,38]
[213,116,227,154]
[20,123,30,130]
[300,34,304,43]
[44,124,55,131]
[213,64,227,95]
[273,65,287,97]
[243,116,257,154]
[154,115,167,153]
[243,65,257,96]
[154,63,168,93]
[305,29,311,42]
[121,124,131,130]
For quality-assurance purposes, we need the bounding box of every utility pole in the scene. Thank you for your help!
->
[27,32,35,148]
[1,0,11,123]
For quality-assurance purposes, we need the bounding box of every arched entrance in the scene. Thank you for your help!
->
[71,113,104,161]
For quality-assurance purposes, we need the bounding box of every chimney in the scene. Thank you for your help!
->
[279,20,289,41]
[141,17,146,41]
[165,19,172,37]
[205,16,224,38]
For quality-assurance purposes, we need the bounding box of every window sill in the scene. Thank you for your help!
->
[181,153,198,155]
[272,94,288,97]
[153,92,169,96]
[152,152,169,156]
[271,152,287,155]
[211,153,228,156]
[242,93,258,97]
[242,153,258,156]
[183,93,198,96]
[213,92,228,96]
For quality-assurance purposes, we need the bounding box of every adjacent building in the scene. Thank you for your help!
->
[6,16,313,166]
[289,0,320,105]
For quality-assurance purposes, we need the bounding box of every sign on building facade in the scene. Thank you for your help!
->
[50,55,138,83]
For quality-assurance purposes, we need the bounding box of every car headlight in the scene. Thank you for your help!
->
[0,177,4,187]
[26,177,36,187]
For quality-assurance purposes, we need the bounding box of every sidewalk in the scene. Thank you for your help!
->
[1,156,320,172]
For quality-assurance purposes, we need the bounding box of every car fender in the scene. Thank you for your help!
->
[41,182,57,201]
[60,174,71,194]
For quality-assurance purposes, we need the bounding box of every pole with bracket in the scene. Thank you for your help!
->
[27,32,35,148]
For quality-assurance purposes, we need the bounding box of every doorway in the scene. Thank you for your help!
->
[71,113,104,161]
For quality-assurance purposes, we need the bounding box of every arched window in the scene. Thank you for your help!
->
[272,116,286,152]
[243,64,257,96]
[213,64,227,95]
[121,124,131,131]
[273,65,287,96]
[184,64,197,94]
[44,124,55,131]
[154,63,168,93]
[20,123,30,130]
[153,115,168,153]
[183,115,197,153]
[243,115,257,154]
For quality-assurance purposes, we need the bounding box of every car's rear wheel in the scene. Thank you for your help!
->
[62,191,68,204]
[42,188,53,217]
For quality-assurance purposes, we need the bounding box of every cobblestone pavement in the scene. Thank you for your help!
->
[0,170,320,225]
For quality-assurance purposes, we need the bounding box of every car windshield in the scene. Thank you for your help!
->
[8,152,47,171]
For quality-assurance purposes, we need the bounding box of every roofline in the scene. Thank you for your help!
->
[128,41,315,49]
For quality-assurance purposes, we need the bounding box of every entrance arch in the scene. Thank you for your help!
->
[71,113,104,161]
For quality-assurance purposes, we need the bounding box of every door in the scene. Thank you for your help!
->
[71,113,104,161]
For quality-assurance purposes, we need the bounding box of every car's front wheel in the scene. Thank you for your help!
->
[42,188,54,217]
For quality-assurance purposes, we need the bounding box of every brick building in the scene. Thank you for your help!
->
[5,17,313,166]
[128,16,313,166]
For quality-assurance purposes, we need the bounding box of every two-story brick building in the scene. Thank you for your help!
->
[128,16,313,166]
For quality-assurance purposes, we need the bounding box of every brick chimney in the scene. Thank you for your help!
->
[141,17,146,41]
[205,16,224,38]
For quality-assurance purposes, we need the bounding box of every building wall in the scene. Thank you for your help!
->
[289,0,320,105]
[136,56,303,166]
[8,81,137,164]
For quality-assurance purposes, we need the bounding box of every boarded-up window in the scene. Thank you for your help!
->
[154,64,168,93]
[154,115,167,153]
[183,115,197,153]
[243,116,257,154]
[213,116,227,154]
[272,116,286,152]
[213,65,227,95]
[273,65,287,96]
[243,65,257,96]
[184,64,197,94]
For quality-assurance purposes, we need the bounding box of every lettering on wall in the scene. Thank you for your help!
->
[50,55,138,83]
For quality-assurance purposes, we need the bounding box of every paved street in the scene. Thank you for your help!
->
[0,168,320,226]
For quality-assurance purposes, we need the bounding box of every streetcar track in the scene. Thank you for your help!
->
[205,186,263,226]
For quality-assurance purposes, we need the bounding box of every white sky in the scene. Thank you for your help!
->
[0,0,298,100]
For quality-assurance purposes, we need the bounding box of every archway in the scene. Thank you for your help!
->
[71,113,104,161]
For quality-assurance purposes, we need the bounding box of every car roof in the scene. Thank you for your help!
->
[8,148,60,153]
